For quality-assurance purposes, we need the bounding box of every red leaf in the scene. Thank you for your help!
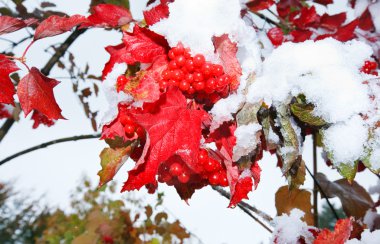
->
[213,34,242,90]
[246,0,275,12]
[0,55,19,104]
[208,122,236,158]
[31,110,55,129]
[229,177,253,208]
[333,19,359,42]
[267,27,284,46]
[277,0,302,19]
[291,30,313,42]
[122,25,168,64]
[122,88,204,191]
[81,4,132,28]
[358,8,375,31]
[0,104,12,119]
[320,13,347,31]
[102,43,132,80]
[293,6,320,29]
[0,16,36,35]
[143,3,169,25]
[251,162,261,189]
[34,15,86,40]
[314,0,333,5]
[315,218,352,244]
[17,67,63,119]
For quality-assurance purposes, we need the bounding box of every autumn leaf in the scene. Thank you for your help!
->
[358,8,375,31]
[293,6,320,29]
[17,67,64,119]
[213,34,242,90]
[314,0,333,5]
[316,173,374,219]
[0,54,19,104]
[81,4,132,28]
[143,2,169,26]
[122,88,204,191]
[208,122,237,158]
[102,43,131,80]
[98,145,135,187]
[122,25,168,64]
[314,218,352,244]
[34,15,86,40]
[275,186,314,225]
[320,13,347,31]
[0,16,37,35]
[246,0,275,12]
[290,102,327,127]
[333,19,359,42]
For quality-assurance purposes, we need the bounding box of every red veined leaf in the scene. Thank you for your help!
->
[122,25,168,64]
[0,16,36,35]
[315,218,352,244]
[246,0,275,12]
[34,15,86,40]
[320,13,347,31]
[17,67,64,119]
[31,110,55,129]
[0,54,19,104]
[333,19,359,42]
[81,4,132,28]
[143,2,169,25]
[213,34,242,90]
[122,88,204,191]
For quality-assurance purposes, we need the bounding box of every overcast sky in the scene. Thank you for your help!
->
[0,1,377,243]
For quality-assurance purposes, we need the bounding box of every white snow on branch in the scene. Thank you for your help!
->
[232,123,262,162]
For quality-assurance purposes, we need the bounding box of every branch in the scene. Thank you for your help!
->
[312,133,318,227]
[0,133,100,166]
[0,28,87,143]
[212,186,273,233]
[305,165,340,221]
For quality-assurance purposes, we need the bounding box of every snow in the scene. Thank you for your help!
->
[368,180,380,195]
[247,38,372,123]
[232,123,262,162]
[363,209,380,230]
[210,94,245,131]
[322,115,368,165]
[271,209,315,244]
[346,229,380,244]
[353,0,370,17]
[100,63,133,126]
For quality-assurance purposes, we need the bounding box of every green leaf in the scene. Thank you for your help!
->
[288,159,306,190]
[291,102,327,127]
[337,162,358,182]
[98,145,134,187]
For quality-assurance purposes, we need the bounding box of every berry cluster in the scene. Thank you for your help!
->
[157,148,228,187]
[361,60,378,76]
[118,112,145,140]
[160,44,232,103]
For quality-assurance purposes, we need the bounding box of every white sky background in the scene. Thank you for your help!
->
[0,0,378,243]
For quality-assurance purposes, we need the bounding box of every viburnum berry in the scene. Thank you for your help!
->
[198,149,209,165]
[169,162,183,176]
[209,172,220,185]
[179,80,190,91]
[193,54,205,67]
[116,75,128,92]
[219,173,229,187]
[124,124,135,138]
[178,171,190,183]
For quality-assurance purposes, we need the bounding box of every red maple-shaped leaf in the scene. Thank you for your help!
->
[0,16,37,35]
[358,8,375,31]
[333,19,359,42]
[122,25,168,64]
[293,6,320,29]
[34,15,86,40]
[143,2,169,26]
[122,88,204,191]
[17,67,64,119]
[246,0,275,12]
[31,110,55,129]
[315,218,352,244]
[102,43,131,80]
[213,34,242,91]
[320,13,347,31]
[0,54,19,104]
[81,4,132,28]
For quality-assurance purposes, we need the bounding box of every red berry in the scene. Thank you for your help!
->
[188,85,195,94]
[175,55,186,67]
[212,64,224,76]
[193,54,205,67]
[198,149,209,165]
[159,80,168,91]
[179,80,190,91]
[116,75,128,92]
[168,50,176,60]
[124,124,135,138]
[206,78,216,93]
[267,27,284,46]
[185,73,194,83]
[204,159,218,172]
[219,174,228,187]
[193,72,204,82]
[364,61,371,68]
[178,171,190,183]
[209,172,220,185]
[119,114,134,126]
[162,69,170,80]
[185,59,195,72]
[370,61,378,70]
[373,71,379,76]
[168,79,178,86]
[136,126,146,139]
[202,63,213,77]
[172,69,184,81]
[169,163,183,176]
[173,43,184,56]
[193,81,205,91]
[169,60,178,70]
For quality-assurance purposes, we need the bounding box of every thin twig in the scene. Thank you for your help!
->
[0,133,101,166]
[212,186,273,233]
[305,165,340,221]
[312,133,318,227]
[252,11,281,27]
